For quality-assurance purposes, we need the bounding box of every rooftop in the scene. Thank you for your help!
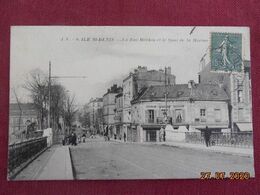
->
[131,83,229,103]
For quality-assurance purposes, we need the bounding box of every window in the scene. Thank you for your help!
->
[215,109,221,122]
[237,79,243,88]
[211,90,218,96]
[148,110,154,123]
[146,130,157,142]
[238,90,243,103]
[238,108,244,121]
[175,109,184,123]
[200,109,206,117]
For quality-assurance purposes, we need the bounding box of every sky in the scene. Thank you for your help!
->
[10,26,250,105]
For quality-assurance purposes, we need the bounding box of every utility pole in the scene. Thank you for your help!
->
[48,61,51,128]
[47,60,87,131]
[93,100,95,135]
[164,67,168,125]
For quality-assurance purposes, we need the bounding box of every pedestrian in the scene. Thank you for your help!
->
[163,128,166,142]
[123,132,126,142]
[74,133,77,146]
[62,134,66,146]
[69,134,73,145]
[159,126,164,142]
[71,132,77,146]
[107,126,111,141]
[104,126,109,141]
[104,131,107,141]
[70,133,74,145]
[82,133,86,143]
[204,126,211,147]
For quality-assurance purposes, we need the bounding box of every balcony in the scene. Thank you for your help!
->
[114,115,122,123]
[146,117,173,125]
[194,118,206,123]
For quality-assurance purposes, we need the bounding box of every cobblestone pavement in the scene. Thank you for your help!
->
[70,138,254,179]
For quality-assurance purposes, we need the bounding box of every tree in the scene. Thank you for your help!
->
[79,110,90,128]
[24,69,69,131]
[23,69,49,129]
[50,84,67,130]
[63,94,78,135]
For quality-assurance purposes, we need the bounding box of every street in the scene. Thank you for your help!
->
[70,137,254,179]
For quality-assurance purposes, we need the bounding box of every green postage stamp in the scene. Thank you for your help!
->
[210,32,242,72]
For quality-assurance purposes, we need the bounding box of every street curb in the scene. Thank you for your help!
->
[68,147,76,180]
[159,143,253,158]
[8,147,49,180]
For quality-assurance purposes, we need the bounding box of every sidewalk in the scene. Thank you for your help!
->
[15,145,74,180]
[37,145,73,180]
[111,138,253,157]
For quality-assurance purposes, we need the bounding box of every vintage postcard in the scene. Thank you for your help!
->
[8,26,254,180]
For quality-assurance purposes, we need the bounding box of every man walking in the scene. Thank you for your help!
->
[204,126,211,147]
[123,132,126,142]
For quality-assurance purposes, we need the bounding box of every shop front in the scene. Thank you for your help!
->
[127,124,138,142]
[142,125,161,142]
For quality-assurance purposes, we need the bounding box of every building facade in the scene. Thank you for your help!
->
[9,103,39,143]
[130,83,230,142]
[114,92,123,139]
[122,66,176,141]
[103,84,122,137]
[198,60,252,132]
[85,97,103,133]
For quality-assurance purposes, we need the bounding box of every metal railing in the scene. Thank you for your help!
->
[8,137,47,176]
[9,130,44,145]
[185,132,253,148]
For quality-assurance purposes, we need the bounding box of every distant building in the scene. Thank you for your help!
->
[130,82,230,142]
[114,92,123,140]
[198,60,252,132]
[122,66,176,141]
[103,84,122,137]
[9,103,39,143]
[85,98,103,133]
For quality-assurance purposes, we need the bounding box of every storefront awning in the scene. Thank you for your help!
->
[235,122,253,132]
[142,124,161,130]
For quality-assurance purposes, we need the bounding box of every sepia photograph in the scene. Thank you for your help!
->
[8,26,254,180]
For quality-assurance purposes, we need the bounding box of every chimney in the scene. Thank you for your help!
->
[159,69,164,72]
[165,66,171,75]
[188,80,195,88]
[137,66,147,72]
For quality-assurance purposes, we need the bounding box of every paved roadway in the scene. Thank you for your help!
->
[70,137,254,179]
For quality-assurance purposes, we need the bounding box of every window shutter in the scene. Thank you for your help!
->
[145,110,149,123]
[154,110,157,122]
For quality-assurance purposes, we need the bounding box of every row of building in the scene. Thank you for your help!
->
[84,61,252,142]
